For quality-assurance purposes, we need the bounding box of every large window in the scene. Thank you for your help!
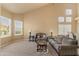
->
[58,23,71,35]
[14,20,23,35]
[64,24,71,34]
[58,9,72,35]
[0,16,23,38]
[58,17,72,35]
[0,16,11,38]
[58,24,65,35]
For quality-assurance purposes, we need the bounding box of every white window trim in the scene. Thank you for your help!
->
[66,9,72,15]
[58,23,71,35]
[58,16,64,23]
[0,16,11,38]
[14,20,23,36]
[66,16,72,23]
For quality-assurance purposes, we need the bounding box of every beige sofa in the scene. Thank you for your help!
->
[48,35,78,56]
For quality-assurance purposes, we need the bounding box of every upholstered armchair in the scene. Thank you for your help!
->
[35,33,47,42]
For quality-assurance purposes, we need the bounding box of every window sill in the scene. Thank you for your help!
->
[0,35,11,39]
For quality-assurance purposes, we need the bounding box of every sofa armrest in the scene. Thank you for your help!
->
[58,45,78,56]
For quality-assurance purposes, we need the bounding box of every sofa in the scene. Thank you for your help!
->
[48,35,78,56]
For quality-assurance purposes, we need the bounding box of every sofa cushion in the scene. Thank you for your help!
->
[54,35,65,44]
[69,40,78,45]
[62,38,78,45]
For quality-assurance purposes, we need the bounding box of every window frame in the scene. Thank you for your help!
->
[66,16,72,23]
[58,16,64,23]
[14,20,23,36]
[58,23,71,35]
[0,16,12,38]
[58,16,72,35]
[66,9,72,15]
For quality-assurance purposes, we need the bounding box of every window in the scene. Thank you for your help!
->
[66,17,72,23]
[14,20,23,35]
[0,16,11,38]
[58,8,72,35]
[58,24,71,35]
[64,24,71,34]
[58,16,71,35]
[58,24,65,35]
[58,17,64,23]
[66,9,72,15]
[58,16,64,35]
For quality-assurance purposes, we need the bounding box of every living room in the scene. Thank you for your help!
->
[0,3,79,56]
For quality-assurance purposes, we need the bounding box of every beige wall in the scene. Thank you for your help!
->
[1,7,13,18]
[77,4,79,16]
[0,4,2,47]
[0,4,1,16]
[76,4,79,33]
[0,6,24,47]
[24,4,77,38]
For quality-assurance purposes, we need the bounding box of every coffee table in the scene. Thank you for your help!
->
[36,40,47,52]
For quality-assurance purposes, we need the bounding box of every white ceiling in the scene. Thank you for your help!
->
[2,3,48,14]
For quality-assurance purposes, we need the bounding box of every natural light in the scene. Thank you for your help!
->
[0,16,11,38]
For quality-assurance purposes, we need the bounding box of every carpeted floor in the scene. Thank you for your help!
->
[0,39,58,56]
